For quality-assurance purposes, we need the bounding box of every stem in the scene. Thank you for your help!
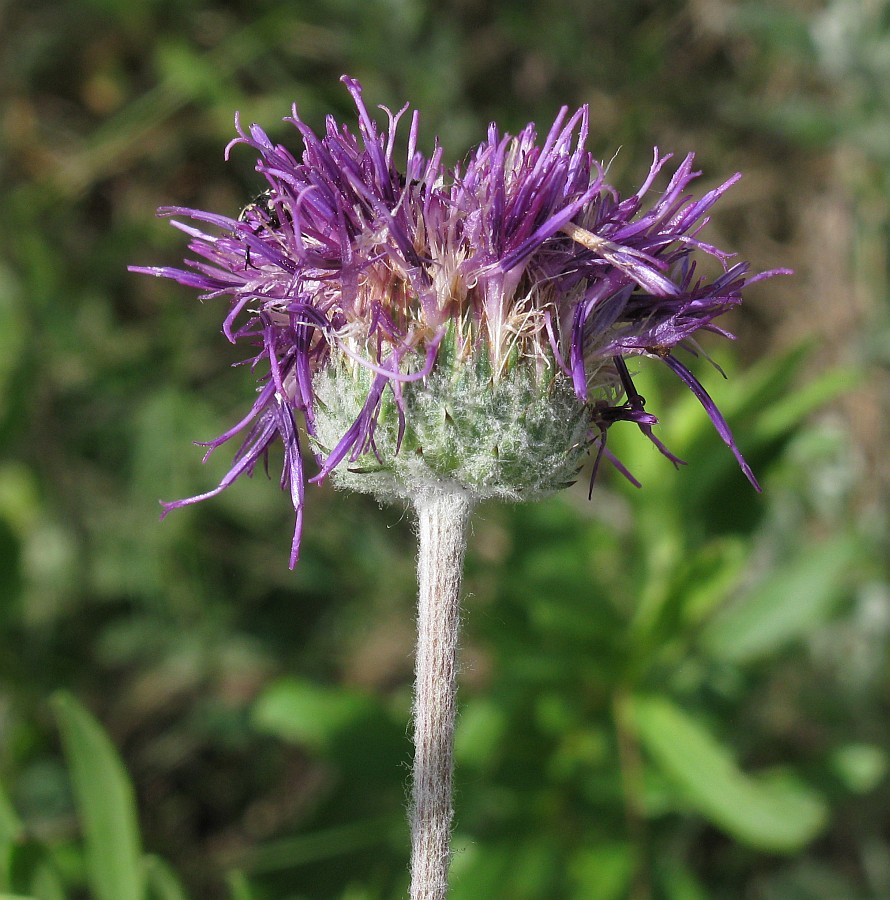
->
[410,489,473,900]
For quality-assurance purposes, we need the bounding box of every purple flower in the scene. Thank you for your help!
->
[132,76,787,566]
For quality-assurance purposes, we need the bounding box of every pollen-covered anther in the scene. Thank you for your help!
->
[559,221,608,252]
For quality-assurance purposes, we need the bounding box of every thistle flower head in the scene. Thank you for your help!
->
[132,77,786,566]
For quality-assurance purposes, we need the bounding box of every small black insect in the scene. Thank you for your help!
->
[239,189,281,229]
[613,355,645,412]
[237,189,285,267]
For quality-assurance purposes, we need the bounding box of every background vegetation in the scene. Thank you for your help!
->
[2,0,889,897]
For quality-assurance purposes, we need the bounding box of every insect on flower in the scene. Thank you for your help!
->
[236,188,286,268]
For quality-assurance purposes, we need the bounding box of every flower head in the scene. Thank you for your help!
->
[132,76,786,566]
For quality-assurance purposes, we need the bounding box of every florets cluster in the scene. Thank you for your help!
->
[133,76,784,566]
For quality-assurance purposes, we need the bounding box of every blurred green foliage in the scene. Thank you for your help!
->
[2,0,890,897]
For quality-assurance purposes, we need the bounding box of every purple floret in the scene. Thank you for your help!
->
[131,76,787,566]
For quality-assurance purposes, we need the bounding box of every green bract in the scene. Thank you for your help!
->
[312,330,591,502]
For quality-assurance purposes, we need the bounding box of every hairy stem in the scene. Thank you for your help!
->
[410,489,473,900]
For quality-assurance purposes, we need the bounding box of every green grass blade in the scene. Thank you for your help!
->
[700,535,859,663]
[144,855,190,900]
[51,692,144,900]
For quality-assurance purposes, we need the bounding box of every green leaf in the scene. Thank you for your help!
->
[631,537,747,648]
[253,677,406,785]
[633,696,827,852]
[144,855,189,900]
[244,818,399,874]
[0,780,24,889]
[752,368,859,444]
[656,858,709,900]
[51,693,144,900]
[453,698,508,770]
[27,861,66,900]
[252,677,375,751]
[700,535,858,663]
[225,871,254,900]
[6,839,65,900]
[830,744,888,795]
[569,842,634,900]
[449,837,557,900]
